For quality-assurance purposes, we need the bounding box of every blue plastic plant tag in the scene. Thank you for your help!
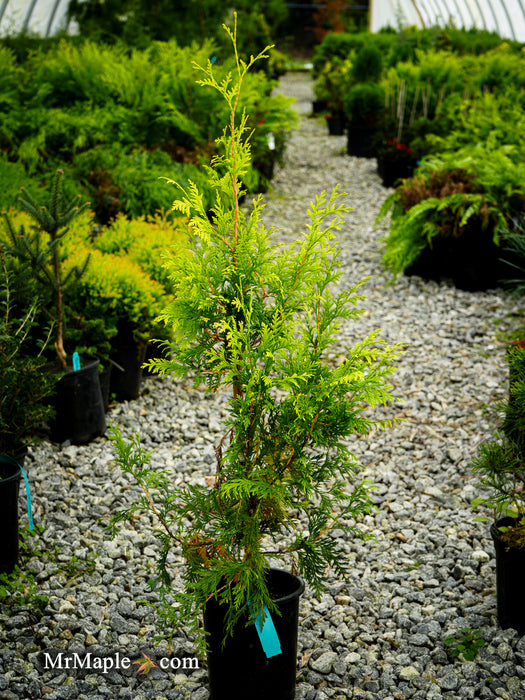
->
[72,352,81,371]
[254,603,281,659]
[19,465,33,531]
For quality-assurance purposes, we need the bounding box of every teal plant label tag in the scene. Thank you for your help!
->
[19,465,33,531]
[72,352,81,371]
[254,603,281,659]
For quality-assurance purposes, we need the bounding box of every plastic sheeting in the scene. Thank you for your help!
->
[0,0,76,37]
[370,0,525,42]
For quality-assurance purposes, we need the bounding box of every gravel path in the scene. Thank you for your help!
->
[2,72,525,700]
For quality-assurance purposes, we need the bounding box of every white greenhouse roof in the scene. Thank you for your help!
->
[370,0,525,42]
[1,0,524,42]
[0,0,76,38]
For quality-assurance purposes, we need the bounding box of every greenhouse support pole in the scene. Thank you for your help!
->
[470,0,488,30]
[496,0,516,39]
[0,0,9,26]
[408,0,426,27]
[23,0,39,33]
[46,0,63,37]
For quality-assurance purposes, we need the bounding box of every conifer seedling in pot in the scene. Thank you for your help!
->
[109,17,403,695]
[2,171,106,444]
[471,343,525,634]
[2,169,91,370]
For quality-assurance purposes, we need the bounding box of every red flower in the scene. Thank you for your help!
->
[387,138,412,155]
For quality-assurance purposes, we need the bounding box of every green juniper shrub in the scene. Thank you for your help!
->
[344,81,385,127]
[350,44,383,84]
[312,32,364,78]
[109,17,403,653]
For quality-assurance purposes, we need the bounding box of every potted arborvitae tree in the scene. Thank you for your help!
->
[109,18,402,700]
[2,170,106,444]
[471,343,525,634]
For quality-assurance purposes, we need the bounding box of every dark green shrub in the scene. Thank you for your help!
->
[312,32,365,76]
[350,44,383,83]
[0,38,297,222]
[471,344,525,547]
[344,82,385,126]
[0,252,56,455]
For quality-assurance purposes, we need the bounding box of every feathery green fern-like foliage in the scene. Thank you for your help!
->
[379,147,524,276]
[109,17,403,653]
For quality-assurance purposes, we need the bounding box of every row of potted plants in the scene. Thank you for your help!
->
[311,27,525,291]
[0,37,297,222]
[0,170,191,454]
[314,28,525,196]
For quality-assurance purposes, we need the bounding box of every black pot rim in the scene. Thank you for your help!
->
[44,355,100,377]
[266,568,305,605]
[0,453,22,483]
[491,516,525,551]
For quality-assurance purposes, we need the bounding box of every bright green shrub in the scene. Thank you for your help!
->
[90,213,187,290]
[424,91,525,156]
[477,47,525,91]
[66,246,167,344]
[21,40,124,109]
[0,206,175,360]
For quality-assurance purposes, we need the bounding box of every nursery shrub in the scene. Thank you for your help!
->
[0,38,296,221]
[380,146,525,277]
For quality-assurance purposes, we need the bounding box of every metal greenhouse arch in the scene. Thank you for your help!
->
[369,0,525,42]
[0,0,74,37]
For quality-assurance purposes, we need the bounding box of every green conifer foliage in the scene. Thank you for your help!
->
[110,17,403,652]
[2,170,91,368]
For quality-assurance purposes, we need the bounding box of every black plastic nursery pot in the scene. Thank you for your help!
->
[404,224,505,292]
[376,154,416,188]
[312,99,327,114]
[50,357,106,444]
[98,364,112,412]
[346,125,378,158]
[325,111,345,136]
[0,453,22,574]
[491,517,525,635]
[203,568,305,700]
[109,323,147,401]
